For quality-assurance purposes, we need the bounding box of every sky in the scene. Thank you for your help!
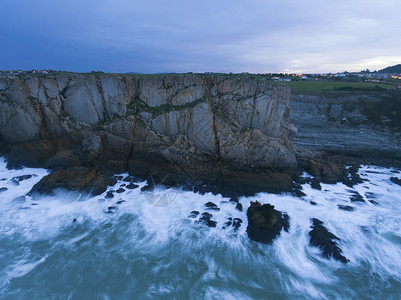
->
[1,0,400,74]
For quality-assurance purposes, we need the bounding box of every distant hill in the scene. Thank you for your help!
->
[378,64,401,73]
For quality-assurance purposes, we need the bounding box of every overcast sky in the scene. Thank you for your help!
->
[1,0,400,73]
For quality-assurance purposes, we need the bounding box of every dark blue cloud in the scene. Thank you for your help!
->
[1,0,400,73]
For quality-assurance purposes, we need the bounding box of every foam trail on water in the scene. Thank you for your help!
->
[0,157,400,298]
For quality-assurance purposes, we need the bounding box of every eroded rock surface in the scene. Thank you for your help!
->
[0,74,297,195]
[246,201,290,243]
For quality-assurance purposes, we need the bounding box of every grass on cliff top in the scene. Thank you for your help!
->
[282,80,397,93]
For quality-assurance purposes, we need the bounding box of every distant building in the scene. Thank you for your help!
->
[396,83,401,90]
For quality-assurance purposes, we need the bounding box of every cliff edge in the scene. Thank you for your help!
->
[0,74,297,194]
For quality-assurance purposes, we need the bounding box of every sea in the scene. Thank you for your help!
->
[0,157,400,299]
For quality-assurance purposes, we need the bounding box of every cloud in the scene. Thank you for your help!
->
[1,0,400,72]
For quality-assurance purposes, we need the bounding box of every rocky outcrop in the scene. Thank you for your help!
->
[290,92,401,159]
[246,201,290,243]
[0,74,296,194]
[309,218,349,263]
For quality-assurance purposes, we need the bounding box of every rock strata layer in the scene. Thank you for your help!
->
[0,74,296,194]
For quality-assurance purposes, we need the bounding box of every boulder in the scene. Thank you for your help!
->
[246,201,290,243]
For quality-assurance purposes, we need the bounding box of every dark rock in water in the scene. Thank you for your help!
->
[205,202,220,211]
[116,200,126,204]
[310,179,322,190]
[105,191,114,199]
[120,184,126,187]
[343,164,365,188]
[123,176,133,182]
[198,212,217,227]
[73,218,77,223]
[229,197,239,204]
[349,191,365,202]
[390,170,400,174]
[12,196,26,203]
[6,161,23,170]
[369,200,379,205]
[108,177,118,187]
[31,203,39,206]
[223,217,242,230]
[11,180,19,186]
[365,192,376,199]
[390,177,401,186]
[0,187,7,193]
[309,218,349,263]
[28,167,109,196]
[236,203,243,211]
[310,201,317,206]
[115,175,124,181]
[12,174,34,182]
[338,205,355,211]
[108,206,117,211]
[232,218,242,231]
[126,183,139,189]
[189,211,199,218]
[246,201,290,244]
[116,188,125,193]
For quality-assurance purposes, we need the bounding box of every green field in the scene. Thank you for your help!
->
[282,80,397,93]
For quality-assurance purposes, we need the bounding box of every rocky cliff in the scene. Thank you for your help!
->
[0,74,297,194]
[290,91,401,159]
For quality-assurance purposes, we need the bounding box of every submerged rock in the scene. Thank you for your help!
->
[0,187,7,193]
[246,201,290,243]
[198,212,217,227]
[188,211,199,218]
[309,218,349,263]
[338,205,355,211]
[205,202,220,211]
[390,177,401,186]
[349,191,365,202]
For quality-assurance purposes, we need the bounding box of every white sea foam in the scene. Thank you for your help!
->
[0,157,400,298]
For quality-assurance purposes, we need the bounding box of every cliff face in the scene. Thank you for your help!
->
[0,74,296,181]
[290,92,401,159]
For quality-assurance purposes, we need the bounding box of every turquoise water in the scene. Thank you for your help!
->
[0,158,400,299]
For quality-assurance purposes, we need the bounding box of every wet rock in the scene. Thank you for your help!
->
[120,184,126,187]
[108,206,117,211]
[205,202,220,211]
[12,196,26,203]
[123,176,133,182]
[73,218,77,223]
[309,218,349,263]
[6,161,23,170]
[11,179,19,186]
[189,211,200,218]
[310,201,317,206]
[310,179,322,190]
[232,218,242,231]
[0,187,7,193]
[126,183,139,189]
[349,191,364,202]
[236,203,243,211]
[116,200,126,204]
[105,191,114,199]
[115,175,124,181]
[108,177,118,187]
[390,177,401,186]
[223,217,242,230]
[338,205,355,211]
[369,200,379,205]
[29,167,108,196]
[198,212,217,227]
[116,188,125,193]
[229,197,239,204]
[246,201,290,243]
[12,174,34,182]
